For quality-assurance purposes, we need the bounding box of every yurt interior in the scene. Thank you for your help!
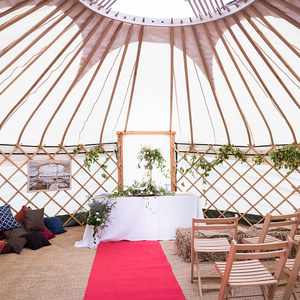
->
[0,0,300,299]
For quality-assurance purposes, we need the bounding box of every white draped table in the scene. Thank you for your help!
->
[75,193,203,248]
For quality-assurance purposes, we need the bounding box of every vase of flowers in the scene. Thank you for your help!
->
[87,199,115,244]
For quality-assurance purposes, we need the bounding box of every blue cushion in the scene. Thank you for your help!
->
[0,204,20,231]
[44,217,65,234]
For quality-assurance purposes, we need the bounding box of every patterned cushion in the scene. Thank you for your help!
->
[0,205,20,231]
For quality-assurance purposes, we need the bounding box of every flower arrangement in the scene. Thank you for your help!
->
[87,199,115,243]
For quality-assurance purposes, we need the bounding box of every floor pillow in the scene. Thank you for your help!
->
[25,231,51,250]
[44,217,66,234]
[5,226,28,254]
[4,226,27,239]
[0,204,20,231]
[0,240,5,252]
[7,235,27,254]
[40,227,55,240]
[24,208,45,231]
[15,206,31,224]
[0,231,5,240]
[0,240,12,254]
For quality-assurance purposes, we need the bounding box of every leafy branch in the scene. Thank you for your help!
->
[181,144,300,183]
[73,145,108,178]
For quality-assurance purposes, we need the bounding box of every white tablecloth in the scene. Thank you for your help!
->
[75,193,203,248]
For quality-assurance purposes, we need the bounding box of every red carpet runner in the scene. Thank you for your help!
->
[84,241,185,300]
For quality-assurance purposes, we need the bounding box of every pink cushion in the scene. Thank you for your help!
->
[40,227,55,240]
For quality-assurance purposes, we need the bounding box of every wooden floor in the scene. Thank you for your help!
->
[0,227,293,300]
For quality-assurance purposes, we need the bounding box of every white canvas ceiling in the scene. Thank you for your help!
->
[0,0,299,146]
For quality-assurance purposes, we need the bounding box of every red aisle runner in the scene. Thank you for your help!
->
[84,241,185,300]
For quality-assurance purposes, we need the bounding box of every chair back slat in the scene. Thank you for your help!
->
[192,217,238,241]
[283,240,300,299]
[256,212,300,243]
[226,240,290,281]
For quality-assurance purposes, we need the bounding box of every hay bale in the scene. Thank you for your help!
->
[176,227,298,262]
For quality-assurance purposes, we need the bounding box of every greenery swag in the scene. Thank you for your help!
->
[180,144,300,183]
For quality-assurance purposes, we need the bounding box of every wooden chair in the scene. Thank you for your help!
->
[282,240,300,300]
[215,240,291,300]
[191,216,238,299]
[242,212,300,244]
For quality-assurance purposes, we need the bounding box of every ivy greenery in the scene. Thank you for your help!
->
[112,146,170,197]
[181,144,300,182]
[137,146,168,184]
[73,145,108,178]
[110,180,172,198]
[87,199,115,243]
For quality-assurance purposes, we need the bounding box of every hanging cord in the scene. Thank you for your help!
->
[0,10,71,88]
[77,45,123,143]
[173,71,182,135]
[192,60,217,144]
[0,40,82,125]
[112,62,135,131]
[223,34,288,116]
[255,43,300,89]
[255,18,300,53]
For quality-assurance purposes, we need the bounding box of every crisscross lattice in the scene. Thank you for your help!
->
[175,144,300,226]
[0,144,118,226]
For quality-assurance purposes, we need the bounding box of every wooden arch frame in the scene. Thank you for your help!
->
[116,131,176,192]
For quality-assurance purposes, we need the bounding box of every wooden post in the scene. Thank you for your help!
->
[169,131,176,192]
[116,130,176,192]
[117,131,124,191]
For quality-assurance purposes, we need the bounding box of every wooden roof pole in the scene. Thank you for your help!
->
[259,0,300,29]
[0,1,77,76]
[40,19,118,145]
[0,0,31,18]
[169,27,174,132]
[223,16,297,143]
[191,25,230,144]
[203,23,253,145]
[242,10,300,84]
[61,21,126,145]
[215,20,274,145]
[15,12,97,144]
[124,25,144,132]
[0,4,84,96]
[98,25,133,144]
[251,5,300,59]
[233,14,300,110]
[181,26,194,146]
[0,0,49,32]
[0,1,69,61]
[0,13,96,131]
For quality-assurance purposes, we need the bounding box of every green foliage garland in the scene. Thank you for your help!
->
[181,144,300,183]
[73,145,108,178]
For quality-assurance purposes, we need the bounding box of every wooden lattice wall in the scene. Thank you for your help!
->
[175,143,300,226]
[0,144,118,226]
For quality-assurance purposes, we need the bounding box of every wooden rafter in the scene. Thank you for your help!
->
[124,25,144,131]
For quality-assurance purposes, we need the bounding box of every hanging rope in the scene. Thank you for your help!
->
[77,45,123,143]
[192,60,217,144]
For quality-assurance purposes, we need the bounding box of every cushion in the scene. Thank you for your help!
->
[44,217,65,234]
[25,231,51,250]
[7,235,27,254]
[24,208,45,231]
[40,227,55,240]
[0,231,5,240]
[0,240,11,254]
[4,226,27,239]
[0,240,5,252]
[0,204,20,231]
[15,206,31,223]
